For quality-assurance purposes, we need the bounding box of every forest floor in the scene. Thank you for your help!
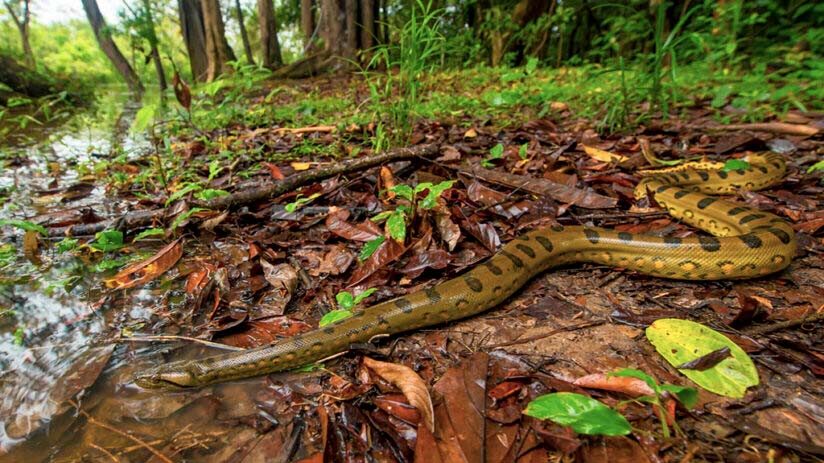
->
[1,69,823,462]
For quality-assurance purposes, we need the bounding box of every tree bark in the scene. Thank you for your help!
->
[234,0,255,65]
[141,0,167,91]
[81,0,144,95]
[0,54,56,100]
[344,0,357,58]
[300,0,315,53]
[359,0,374,51]
[4,0,34,68]
[257,0,283,68]
[201,0,232,81]
[178,0,209,82]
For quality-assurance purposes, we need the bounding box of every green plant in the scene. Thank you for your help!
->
[524,392,632,436]
[367,180,455,249]
[611,368,697,438]
[320,288,378,327]
[90,230,124,252]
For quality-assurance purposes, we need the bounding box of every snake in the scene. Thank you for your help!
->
[135,152,796,389]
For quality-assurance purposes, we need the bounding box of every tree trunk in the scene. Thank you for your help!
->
[178,0,209,82]
[81,0,144,95]
[4,0,35,68]
[0,54,56,101]
[201,0,232,81]
[300,0,315,53]
[257,0,283,68]
[234,0,255,65]
[344,0,357,58]
[142,0,167,91]
[359,0,374,51]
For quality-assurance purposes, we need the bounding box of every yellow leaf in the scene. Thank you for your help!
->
[463,128,478,138]
[363,357,435,432]
[290,162,314,171]
[583,145,628,163]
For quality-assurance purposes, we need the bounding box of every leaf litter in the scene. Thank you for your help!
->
[1,77,823,462]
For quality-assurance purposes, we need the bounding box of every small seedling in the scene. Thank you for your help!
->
[611,368,697,439]
[319,288,378,327]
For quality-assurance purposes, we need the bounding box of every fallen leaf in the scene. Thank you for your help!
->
[582,145,628,163]
[363,357,434,432]
[217,317,313,348]
[675,347,732,371]
[106,240,183,290]
[261,162,286,180]
[347,237,406,286]
[326,207,382,242]
[23,229,40,265]
[464,128,478,138]
[380,166,396,200]
[573,373,655,397]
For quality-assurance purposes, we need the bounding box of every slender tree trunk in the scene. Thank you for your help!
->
[141,0,167,91]
[359,0,374,51]
[178,0,209,82]
[234,0,255,65]
[4,0,35,67]
[300,0,315,53]
[257,0,283,68]
[201,0,232,81]
[81,0,144,95]
[344,0,357,58]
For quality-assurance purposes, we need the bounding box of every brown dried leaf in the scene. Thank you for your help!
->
[326,207,381,242]
[172,72,191,111]
[435,212,461,251]
[217,316,313,348]
[573,373,655,397]
[380,166,396,200]
[106,240,182,290]
[23,229,40,265]
[347,237,406,286]
[362,357,434,432]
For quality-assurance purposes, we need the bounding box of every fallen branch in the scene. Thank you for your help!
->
[713,122,819,137]
[49,143,441,237]
[273,125,336,135]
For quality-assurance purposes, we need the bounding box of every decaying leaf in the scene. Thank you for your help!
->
[573,373,655,397]
[363,357,435,432]
[582,145,628,163]
[106,240,183,290]
[23,229,40,265]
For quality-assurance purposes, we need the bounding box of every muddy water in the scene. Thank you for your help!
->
[0,98,302,462]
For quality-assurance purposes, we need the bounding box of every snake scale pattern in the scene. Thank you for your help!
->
[136,152,796,389]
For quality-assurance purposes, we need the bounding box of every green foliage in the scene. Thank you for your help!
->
[133,228,165,241]
[0,219,47,236]
[612,368,697,438]
[722,159,751,172]
[359,236,385,261]
[56,238,79,253]
[808,160,824,174]
[336,288,377,310]
[91,230,124,252]
[285,193,321,213]
[524,392,632,436]
[319,309,354,327]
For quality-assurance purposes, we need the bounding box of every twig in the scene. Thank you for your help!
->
[118,335,244,351]
[89,443,120,463]
[273,125,336,135]
[744,312,824,336]
[69,400,175,463]
[710,122,819,137]
[487,319,605,348]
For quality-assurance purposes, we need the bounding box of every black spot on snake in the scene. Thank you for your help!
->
[717,170,728,179]
[767,227,791,244]
[584,229,600,244]
[663,236,682,247]
[656,185,671,193]
[425,287,442,303]
[515,243,536,258]
[501,250,524,268]
[376,316,390,327]
[464,276,484,293]
[516,234,530,241]
[551,224,565,232]
[739,214,765,225]
[674,190,690,199]
[727,207,748,216]
[535,236,553,252]
[323,327,335,334]
[738,234,763,248]
[697,198,717,209]
[697,171,709,181]
[698,236,721,252]
[757,165,768,174]
[483,261,503,275]
[618,232,633,242]
[394,298,413,314]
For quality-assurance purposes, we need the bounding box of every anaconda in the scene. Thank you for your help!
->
[135,152,796,389]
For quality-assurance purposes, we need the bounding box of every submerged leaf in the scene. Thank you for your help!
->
[106,240,182,290]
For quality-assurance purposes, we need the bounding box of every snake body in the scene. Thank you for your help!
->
[135,153,796,389]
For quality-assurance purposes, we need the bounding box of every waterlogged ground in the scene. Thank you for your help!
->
[0,75,823,462]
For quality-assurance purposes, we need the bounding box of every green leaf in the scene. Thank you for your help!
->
[170,207,207,230]
[359,236,385,261]
[524,392,632,436]
[319,309,353,327]
[131,102,158,133]
[419,180,455,210]
[489,144,505,159]
[336,291,355,310]
[294,363,323,372]
[285,193,320,213]
[91,230,124,252]
[208,160,223,181]
[721,159,750,172]
[646,318,759,398]
[518,143,528,159]
[413,182,434,194]
[352,287,377,305]
[612,368,659,393]
[525,57,539,75]
[93,256,130,272]
[387,210,407,242]
[195,189,229,201]
[133,228,165,241]
[56,238,79,253]
[166,183,202,206]
[390,184,415,202]
[660,384,699,409]
[0,219,47,236]
[807,160,824,173]
[370,211,394,223]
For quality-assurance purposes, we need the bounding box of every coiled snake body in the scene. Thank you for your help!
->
[136,153,796,389]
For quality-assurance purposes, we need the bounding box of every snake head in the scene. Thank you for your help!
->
[134,366,198,390]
